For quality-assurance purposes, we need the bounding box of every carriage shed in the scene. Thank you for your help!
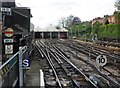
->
[34,25,68,39]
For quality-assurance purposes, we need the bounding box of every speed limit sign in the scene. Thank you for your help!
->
[96,55,107,67]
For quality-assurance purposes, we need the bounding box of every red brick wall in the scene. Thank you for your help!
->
[107,16,115,24]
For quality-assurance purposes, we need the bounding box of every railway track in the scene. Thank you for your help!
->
[34,39,98,88]
[33,39,120,88]
[56,39,120,87]
[62,40,120,69]
[68,40,120,60]
[96,40,120,48]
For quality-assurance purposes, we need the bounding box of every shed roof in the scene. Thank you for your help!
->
[58,28,68,32]
[44,25,59,32]
[34,25,68,32]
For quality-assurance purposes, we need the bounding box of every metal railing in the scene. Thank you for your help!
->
[0,46,27,88]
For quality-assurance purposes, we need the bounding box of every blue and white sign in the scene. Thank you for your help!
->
[22,55,30,69]
[4,39,13,43]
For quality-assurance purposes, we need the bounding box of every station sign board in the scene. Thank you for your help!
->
[22,55,30,69]
[4,39,13,43]
[1,7,11,12]
[5,44,13,54]
[4,28,14,37]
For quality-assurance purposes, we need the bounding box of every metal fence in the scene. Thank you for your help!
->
[0,46,27,88]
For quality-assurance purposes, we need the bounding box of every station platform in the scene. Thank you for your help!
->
[24,55,41,87]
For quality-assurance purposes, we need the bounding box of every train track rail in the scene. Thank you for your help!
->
[96,40,120,48]
[33,39,120,88]
[56,39,120,87]
[34,39,98,88]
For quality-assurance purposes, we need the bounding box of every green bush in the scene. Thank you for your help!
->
[97,24,119,39]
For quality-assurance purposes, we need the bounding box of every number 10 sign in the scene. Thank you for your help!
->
[96,55,107,67]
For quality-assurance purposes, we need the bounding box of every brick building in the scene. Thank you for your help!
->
[92,13,120,25]
[92,17,104,25]
[107,15,115,24]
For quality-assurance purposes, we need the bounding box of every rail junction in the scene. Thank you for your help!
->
[0,0,120,88]
[30,39,120,88]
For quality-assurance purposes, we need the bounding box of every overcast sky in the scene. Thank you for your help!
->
[16,0,116,28]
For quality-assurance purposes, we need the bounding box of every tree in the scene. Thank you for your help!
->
[65,15,74,28]
[92,21,102,35]
[58,15,74,29]
[59,17,66,28]
[115,0,120,9]
[72,17,81,25]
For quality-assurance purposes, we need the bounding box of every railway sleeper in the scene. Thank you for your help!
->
[61,65,71,76]
[72,78,94,88]
[45,80,57,87]
[60,80,72,87]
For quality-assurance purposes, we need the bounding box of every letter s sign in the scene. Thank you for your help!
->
[22,59,30,69]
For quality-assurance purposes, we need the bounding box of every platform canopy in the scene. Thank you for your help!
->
[34,26,43,32]
[44,25,58,32]
[58,28,68,32]
[34,25,68,32]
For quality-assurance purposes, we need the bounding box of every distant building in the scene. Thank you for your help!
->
[34,25,68,39]
[92,17,104,25]
[91,12,120,25]
[107,15,115,24]
[106,14,120,24]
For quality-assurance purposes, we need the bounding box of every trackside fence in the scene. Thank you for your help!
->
[0,46,28,88]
